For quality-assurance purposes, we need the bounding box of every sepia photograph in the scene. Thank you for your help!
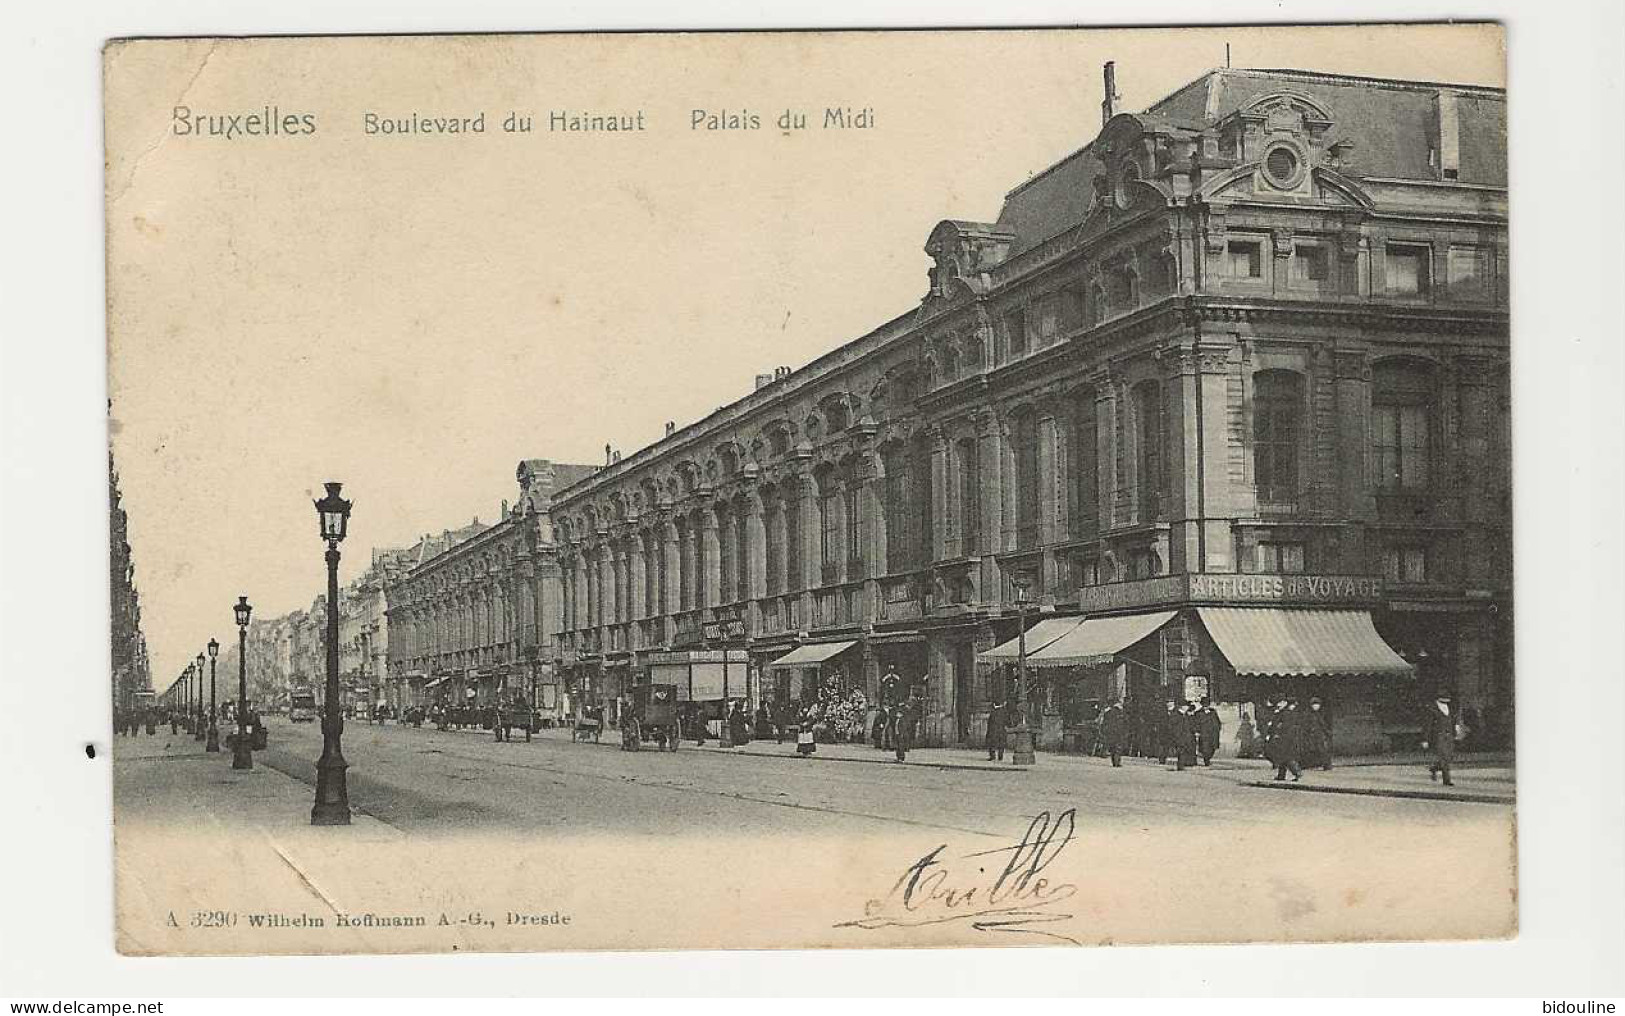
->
[97,24,1521,957]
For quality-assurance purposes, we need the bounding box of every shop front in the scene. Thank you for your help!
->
[764,640,870,742]
[645,649,750,739]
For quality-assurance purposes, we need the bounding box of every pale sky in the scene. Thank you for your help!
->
[103,26,1505,695]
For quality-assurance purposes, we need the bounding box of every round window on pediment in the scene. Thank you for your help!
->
[1262,142,1306,190]
[1113,160,1141,210]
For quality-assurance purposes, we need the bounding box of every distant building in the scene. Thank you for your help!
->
[549,67,1510,755]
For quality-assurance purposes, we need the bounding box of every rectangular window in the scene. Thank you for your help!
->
[820,494,838,570]
[1078,559,1100,587]
[1005,308,1028,358]
[1384,547,1428,584]
[1061,284,1087,331]
[1255,542,1307,574]
[1227,241,1263,279]
[1374,404,1432,489]
[1387,244,1431,297]
[1292,245,1329,283]
[957,439,980,556]
[1447,245,1485,299]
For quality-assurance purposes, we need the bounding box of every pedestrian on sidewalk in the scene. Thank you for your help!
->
[1195,698,1222,766]
[796,703,818,757]
[1422,692,1460,786]
[1100,699,1128,766]
[1265,699,1302,781]
[1155,699,1178,764]
[894,687,923,762]
[985,699,1008,761]
[1302,697,1333,770]
[1170,702,1197,770]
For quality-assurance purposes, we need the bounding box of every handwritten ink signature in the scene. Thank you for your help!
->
[835,809,1080,945]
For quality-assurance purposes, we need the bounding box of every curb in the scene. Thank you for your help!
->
[1243,780,1513,805]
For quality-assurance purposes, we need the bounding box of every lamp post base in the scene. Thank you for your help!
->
[1010,727,1037,767]
[311,754,351,826]
[231,739,253,770]
[194,722,206,742]
[205,721,220,752]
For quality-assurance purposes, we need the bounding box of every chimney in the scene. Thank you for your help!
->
[1102,61,1120,128]
[605,442,613,465]
[665,421,676,437]
[1432,89,1461,180]
[612,450,621,464]
[775,365,791,380]
[501,499,509,517]
[754,373,774,390]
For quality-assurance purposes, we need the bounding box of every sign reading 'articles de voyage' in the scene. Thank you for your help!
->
[1077,574,1385,613]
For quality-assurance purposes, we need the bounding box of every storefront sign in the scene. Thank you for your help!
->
[1188,573,1383,604]
[1075,575,1184,612]
[702,618,747,642]
[1076,573,1384,612]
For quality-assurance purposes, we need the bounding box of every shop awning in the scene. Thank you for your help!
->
[1198,608,1414,678]
[1026,611,1177,668]
[768,640,857,669]
[424,677,447,689]
[976,616,1085,662]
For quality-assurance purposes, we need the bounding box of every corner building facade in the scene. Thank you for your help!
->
[553,69,1510,756]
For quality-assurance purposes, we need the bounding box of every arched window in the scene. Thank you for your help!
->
[1013,410,1041,549]
[1070,387,1099,536]
[1372,359,1436,490]
[1134,381,1165,518]
[784,489,803,591]
[764,496,783,594]
[1254,370,1304,504]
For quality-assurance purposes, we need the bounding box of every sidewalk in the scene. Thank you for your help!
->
[515,722,1515,802]
[113,728,403,834]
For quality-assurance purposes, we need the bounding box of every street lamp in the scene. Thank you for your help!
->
[205,638,220,752]
[311,481,353,826]
[194,651,207,741]
[1009,578,1037,767]
[232,596,254,770]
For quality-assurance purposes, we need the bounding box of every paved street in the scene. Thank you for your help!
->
[111,719,1517,955]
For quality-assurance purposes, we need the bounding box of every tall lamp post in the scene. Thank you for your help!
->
[1009,579,1037,767]
[205,639,220,752]
[194,651,207,741]
[311,481,353,826]
[232,596,254,770]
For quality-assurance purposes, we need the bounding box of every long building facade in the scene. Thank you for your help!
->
[385,460,597,721]
[548,68,1511,756]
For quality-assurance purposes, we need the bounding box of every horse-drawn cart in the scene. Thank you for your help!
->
[493,704,539,742]
[621,684,680,752]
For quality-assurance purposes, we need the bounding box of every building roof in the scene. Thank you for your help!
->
[994,67,1506,256]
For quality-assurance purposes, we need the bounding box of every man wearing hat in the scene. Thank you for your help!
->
[1422,692,1460,786]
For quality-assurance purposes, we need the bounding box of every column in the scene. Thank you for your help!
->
[746,496,768,601]
[701,510,721,610]
[976,412,1005,597]
[660,521,681,642]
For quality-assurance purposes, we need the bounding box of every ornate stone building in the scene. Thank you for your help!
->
[552,68,1511,754]
[386,460,596,720]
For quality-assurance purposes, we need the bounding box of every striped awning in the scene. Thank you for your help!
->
[1026,611,1176,668]
[976,616,1084,662]
[768,640,857,669]
[1198,608,1414,678]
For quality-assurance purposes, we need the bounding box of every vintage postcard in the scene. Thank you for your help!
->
[104,25,1514,956]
